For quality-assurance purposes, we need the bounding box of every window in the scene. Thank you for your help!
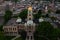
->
[5,28,8,31]
[29,31,31,32]
[9,28,12,31]
[13,28,14,30]
[17,22,20,24]
[29,14,31,16]
[31,36,32,39]
[29,18,31,20]
[15,28,16,30]
[27,36,29,39]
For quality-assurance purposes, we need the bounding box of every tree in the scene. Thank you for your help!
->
[33,10,42,19]
[0,25,3,31]
[20,30,26,40]
[48,9,51,13]
[19,9,28,19]
[56,10,60,14]
[34,21,60,40]
[50,17,57,21]
[45,14,49,18]
[13,0,19,3]
[4,10,12,24]
[0,31,15,40]
[55,0,60,2]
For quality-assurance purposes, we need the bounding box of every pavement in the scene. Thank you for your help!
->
[11,35,21,40]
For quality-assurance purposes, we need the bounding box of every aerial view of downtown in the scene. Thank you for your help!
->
[0,0,60,40]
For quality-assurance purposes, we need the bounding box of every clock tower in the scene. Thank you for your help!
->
[25,5,35,40]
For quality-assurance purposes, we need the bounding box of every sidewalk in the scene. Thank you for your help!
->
[11,35,21,40]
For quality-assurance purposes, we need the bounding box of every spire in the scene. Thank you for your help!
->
[28,6,32,11]
[27,5,33,20]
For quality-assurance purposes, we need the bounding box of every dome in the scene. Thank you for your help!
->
[39,18,44,22]
[16,18,22,23]
[28,6,32,11]
[27,20,33,26]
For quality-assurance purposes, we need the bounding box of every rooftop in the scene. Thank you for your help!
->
[5,18,17,26]
[0,16,4,25]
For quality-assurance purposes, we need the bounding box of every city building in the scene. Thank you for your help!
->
[3,6,35,40]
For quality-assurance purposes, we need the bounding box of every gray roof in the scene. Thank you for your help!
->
[0,16,4,25]
[5,18,17,26]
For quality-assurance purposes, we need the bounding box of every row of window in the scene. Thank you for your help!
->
[4,28,17,31]
[27,36,33,39]
[5,32,17,34]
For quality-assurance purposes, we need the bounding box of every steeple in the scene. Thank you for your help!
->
[27,5,33,20]
[27,5,33,26]
[25,5,35,40]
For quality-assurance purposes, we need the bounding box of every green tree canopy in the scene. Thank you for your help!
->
[34,21,60,40]
[19,9,28,19]
[13,0,19,3]
[56,10,60,14]
[4,10,12,24]
[50,17,57,21]
[33,10,42,19]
